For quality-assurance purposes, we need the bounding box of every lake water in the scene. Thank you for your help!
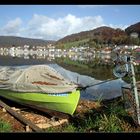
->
[0,53,139,101]
[0,53,114,80]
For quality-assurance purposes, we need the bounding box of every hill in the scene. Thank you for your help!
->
[56,26,127,45]
[125,22,140,37]
[1,22,140,49]
[0,36,55,48]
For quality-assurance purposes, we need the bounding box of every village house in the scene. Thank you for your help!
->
[130,32,139,38]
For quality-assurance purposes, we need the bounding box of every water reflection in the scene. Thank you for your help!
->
[0,50,112,63]
[0,50,139,81]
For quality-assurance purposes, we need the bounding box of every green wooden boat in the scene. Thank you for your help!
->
[0,65,80,116]
[0,89,80,115]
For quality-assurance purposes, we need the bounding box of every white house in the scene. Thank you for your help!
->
[130,32,139,38]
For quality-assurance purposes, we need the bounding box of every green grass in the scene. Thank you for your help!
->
[92,113,124,132]
[0,119,12,132]
[45,98,135,132]
[57,39,89,49]
[55,57,89,68]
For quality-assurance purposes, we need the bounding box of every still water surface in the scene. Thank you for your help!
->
[0,54,139,101]
[0,54,114,80]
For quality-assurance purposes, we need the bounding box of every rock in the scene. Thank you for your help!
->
[25,125,32,132]
[36,123,52,129]
[36,119,68,129]
[2,108,6,112]
[11,107,21,111]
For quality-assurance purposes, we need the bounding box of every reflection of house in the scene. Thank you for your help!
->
[47,44,55,54]
[55,49,62,54]
[101,47,112,54]
[49,48,55,54]
[36,55,46,59]
[24,55,30,59]
[36,46,46,52]
[0,48,3,51]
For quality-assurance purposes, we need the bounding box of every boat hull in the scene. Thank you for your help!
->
[0,89,80,115]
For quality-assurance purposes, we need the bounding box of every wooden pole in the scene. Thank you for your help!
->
[0,99,44,132]
[129,57,140,125]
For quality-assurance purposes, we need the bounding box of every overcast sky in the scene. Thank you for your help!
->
[0,5,140,41]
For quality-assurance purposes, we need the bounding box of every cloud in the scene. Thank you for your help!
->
[24,14,105,40]
[0,14,128,40]
[109,24,129,30]
[0,18,22,36]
